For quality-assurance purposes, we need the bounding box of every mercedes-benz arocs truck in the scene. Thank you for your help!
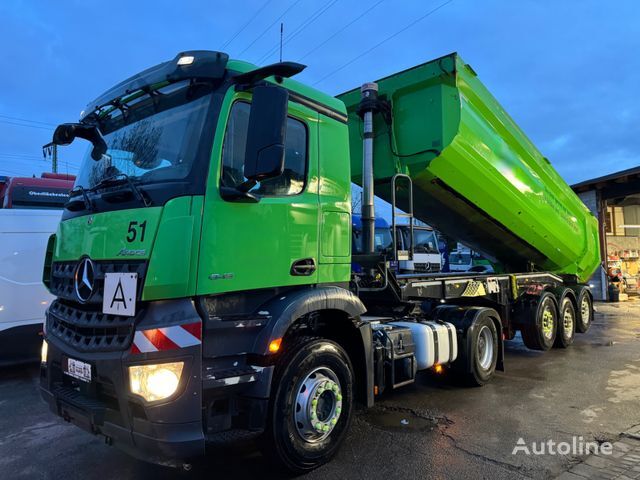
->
[39,51,600,472]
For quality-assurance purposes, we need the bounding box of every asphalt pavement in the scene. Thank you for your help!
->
[2,300,640,479]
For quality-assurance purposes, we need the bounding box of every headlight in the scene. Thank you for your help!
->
[41,339,48,364]
[129,362,184,402]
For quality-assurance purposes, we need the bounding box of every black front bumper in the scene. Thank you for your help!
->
[40,382,204,465]
[40,298,275,467]
[40,299,206,467]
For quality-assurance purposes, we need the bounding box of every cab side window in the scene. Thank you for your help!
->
[221,101,308,196]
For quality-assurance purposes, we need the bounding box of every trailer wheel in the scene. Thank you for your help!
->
[521,292,557,351]
[262,336,354,474]
[553,297,575,348]
[576,289,593,333]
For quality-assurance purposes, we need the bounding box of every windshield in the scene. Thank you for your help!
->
[400,228,438,254]
[353,227,393,254]
[74,83,213,191]
[449,252,471,265]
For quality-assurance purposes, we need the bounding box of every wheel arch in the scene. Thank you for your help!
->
[254,286,373,407]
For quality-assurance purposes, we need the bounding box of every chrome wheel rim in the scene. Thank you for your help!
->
[294,367,342,443]
[542,305,555,340]
[477,326,494,370]
[581,297,591,326]
[563,305,574,339]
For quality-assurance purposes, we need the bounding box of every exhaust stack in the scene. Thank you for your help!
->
[359,82,378,254]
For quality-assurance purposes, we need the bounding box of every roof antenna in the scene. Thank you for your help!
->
[279,22,284,62]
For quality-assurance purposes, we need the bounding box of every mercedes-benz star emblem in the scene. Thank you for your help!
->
[74,257,95,302]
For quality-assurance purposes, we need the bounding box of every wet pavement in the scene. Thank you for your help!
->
[1,300,640,479]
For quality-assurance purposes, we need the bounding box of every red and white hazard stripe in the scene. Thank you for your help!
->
[130,322,201,354]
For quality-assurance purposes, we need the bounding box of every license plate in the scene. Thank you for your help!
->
[64,357,92,383]
[103,272,137,317]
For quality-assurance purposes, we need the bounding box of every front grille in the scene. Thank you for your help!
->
[413,262,440,272]
[50,260,146,304]
[48,300,137,352]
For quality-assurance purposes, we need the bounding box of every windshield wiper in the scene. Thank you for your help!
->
[66,185,94,212]
[89,173,151,207]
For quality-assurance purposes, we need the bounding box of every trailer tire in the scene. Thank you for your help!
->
[521,292,558,351]
[459,314,499,386]
[553,297,576,348]
[262,336,354,474]
[576,289,593,334]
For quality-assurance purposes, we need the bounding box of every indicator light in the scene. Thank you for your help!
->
[40,339,48,364]
[269,338,282,353]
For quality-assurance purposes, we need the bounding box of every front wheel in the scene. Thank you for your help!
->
[262,337,354,474]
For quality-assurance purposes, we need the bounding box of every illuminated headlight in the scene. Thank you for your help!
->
[41,339,48,364]
[177,55,195,66]
[129,362,184,402]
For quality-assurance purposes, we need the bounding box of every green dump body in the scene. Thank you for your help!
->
[338,53,600,282]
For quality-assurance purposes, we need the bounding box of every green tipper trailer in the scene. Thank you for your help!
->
[39,50,599,473]
[338,53,600,282]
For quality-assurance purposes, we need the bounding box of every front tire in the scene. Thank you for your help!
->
[262,337,354,474]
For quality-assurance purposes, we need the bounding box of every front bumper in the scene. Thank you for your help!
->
[40,297,276,466]
[40,299,206,467]
[40,381,203,465]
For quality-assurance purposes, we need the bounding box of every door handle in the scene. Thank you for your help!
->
[291,258,316,276]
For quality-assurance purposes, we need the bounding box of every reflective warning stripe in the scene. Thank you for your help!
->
[131,331,159,354]
[130,322,201,354]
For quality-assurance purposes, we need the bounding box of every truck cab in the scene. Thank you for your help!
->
[352,214,393,255]
[40,51,360,471]
[395,224,441,273]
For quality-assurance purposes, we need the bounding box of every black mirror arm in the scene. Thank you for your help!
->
[52,123,108,161]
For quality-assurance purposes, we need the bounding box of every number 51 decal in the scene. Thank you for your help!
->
[127,221,147,243]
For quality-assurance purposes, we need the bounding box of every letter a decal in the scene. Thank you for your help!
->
[110,278,128,310]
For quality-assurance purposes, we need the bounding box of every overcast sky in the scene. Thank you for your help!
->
[0,0,637,185]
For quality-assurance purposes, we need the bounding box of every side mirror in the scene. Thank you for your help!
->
[243,85,288,182]
[52,123,108,161]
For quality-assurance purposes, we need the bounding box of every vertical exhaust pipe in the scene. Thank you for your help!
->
[360,82,378,254]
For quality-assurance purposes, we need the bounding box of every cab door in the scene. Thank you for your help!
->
[197,91,320,295]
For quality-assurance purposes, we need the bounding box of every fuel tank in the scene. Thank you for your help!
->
[338,53,600,282]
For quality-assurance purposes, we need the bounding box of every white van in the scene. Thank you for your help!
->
[0,174,72,365]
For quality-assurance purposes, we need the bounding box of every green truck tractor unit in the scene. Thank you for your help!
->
[40,50,599,472]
